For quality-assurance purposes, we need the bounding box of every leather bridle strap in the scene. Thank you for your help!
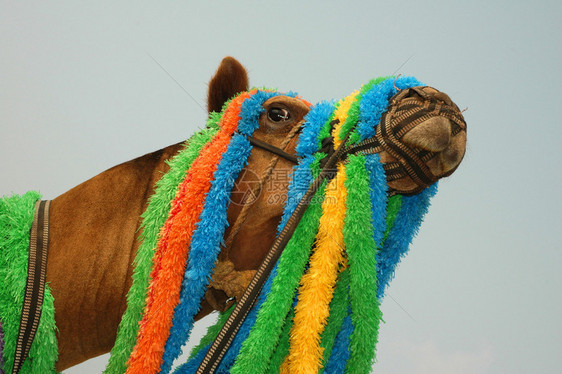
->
[248,136,299,164]
[209,124,304,311]
[223,123,303,255]
[12,200,51,374]
[196,131,351,374]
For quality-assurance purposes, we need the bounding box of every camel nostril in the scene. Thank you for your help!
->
[402,116,451,152]
[442,147,460,166]
[439,131,467,174]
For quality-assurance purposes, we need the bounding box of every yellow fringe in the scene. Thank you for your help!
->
[283,164,348,373]
[332,91,359,148]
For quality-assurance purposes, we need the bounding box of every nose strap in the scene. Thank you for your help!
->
[376,104,438,190]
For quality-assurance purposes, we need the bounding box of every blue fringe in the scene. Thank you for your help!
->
[296,100,336,156]
[174,346,207,374]
[376,183,438,299]
[356,76,423,141]
[161,90,283,373]
[324,310,353,373]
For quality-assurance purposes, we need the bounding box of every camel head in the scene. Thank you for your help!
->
[203,57,467,311]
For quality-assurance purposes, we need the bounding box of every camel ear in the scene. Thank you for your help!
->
[207,56,249,114]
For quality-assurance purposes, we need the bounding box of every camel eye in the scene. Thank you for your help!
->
[268,107,291,122]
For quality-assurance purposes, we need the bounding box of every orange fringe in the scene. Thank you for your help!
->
[125,91,253,374]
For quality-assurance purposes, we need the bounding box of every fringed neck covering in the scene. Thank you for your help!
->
[0,192,58,374]
[104,77,438,374]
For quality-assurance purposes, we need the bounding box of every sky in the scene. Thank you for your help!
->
[1,1,560,373]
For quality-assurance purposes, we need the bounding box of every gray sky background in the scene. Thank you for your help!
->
[1,1,560,373]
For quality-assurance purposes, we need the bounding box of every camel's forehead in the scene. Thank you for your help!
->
[213,76,424,143]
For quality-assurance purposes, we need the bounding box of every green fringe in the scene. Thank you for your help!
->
[187,306,234,361]
[104,115,221,374]
[265,306,295,373]
[318,112,337,150]
[0,192,58,373]
[343,155,382,373]
[383,195,402,243]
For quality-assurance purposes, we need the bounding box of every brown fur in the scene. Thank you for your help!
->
[47,144,181,369]
[43,57,466,370]
[207,56,249,113]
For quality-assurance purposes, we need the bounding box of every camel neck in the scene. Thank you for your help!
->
[46,142,184,371]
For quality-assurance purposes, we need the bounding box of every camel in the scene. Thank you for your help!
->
[0,57,466,373]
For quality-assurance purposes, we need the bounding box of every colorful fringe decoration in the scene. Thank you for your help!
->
[124,90,255,374]
[104,76,438,374]
[105,111,222,374]
[283,162,348,373]
[105,88,304,374]
[0,192,58,373]
[1,76,440,373]
[160,90,289,374]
